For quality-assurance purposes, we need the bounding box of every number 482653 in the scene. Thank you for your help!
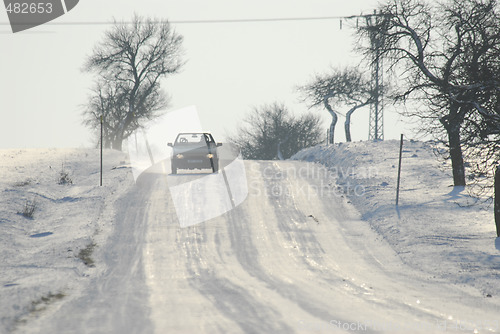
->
[5,2,53,14]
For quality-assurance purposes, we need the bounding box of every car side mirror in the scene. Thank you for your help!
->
[167,143,173,147]
[217,143,223,147]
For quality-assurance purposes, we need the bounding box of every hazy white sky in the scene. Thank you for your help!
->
[0,0,411,149]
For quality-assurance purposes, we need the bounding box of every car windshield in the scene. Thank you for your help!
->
[175,133,208,146]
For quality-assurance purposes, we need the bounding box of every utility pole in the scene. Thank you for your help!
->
[367,10,385,141]
[344,11,386,141]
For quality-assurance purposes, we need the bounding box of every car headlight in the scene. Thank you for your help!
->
[207,154,214,159]
[176,154,184,159]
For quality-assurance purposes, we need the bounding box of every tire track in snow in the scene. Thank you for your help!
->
[221,161,379,332]
[267,161,485,332]
[261,162,330,273]
[144,161,295,333]
[180,215,295,333]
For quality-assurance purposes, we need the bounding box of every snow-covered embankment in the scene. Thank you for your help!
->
[292,140,500,299]
[0,149,132,333]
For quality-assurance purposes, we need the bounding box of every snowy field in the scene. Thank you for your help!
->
[1,140,499,333]
[292,140,500,300]
[0,149,132,333]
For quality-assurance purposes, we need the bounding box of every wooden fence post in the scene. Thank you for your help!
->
[396,134,404,207]
[495,166,500,237]
[100,115,103,187]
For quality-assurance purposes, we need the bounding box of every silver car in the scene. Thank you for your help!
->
[167,133,222,174]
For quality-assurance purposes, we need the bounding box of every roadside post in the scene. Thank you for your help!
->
[396,134,403,207]
[495,166,500,237]
[100,115,103,187]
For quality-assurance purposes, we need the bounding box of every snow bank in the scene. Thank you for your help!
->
[292,140,500,299]
[0,148,133,333]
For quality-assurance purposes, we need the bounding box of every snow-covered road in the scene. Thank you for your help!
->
[34,160,499,333]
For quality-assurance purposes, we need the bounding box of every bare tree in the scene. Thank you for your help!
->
[446,0,500,191]
[83,14,184,151]
[299,67,374,144]
[83,80,124,149]
[228,103,323,160]
[359,0,500,187]
[83,78,167,149]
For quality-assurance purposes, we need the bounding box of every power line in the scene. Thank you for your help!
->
[0,14,374,26]
[163,16,347,24]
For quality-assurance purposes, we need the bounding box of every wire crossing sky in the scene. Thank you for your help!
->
[1,15,365,25]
